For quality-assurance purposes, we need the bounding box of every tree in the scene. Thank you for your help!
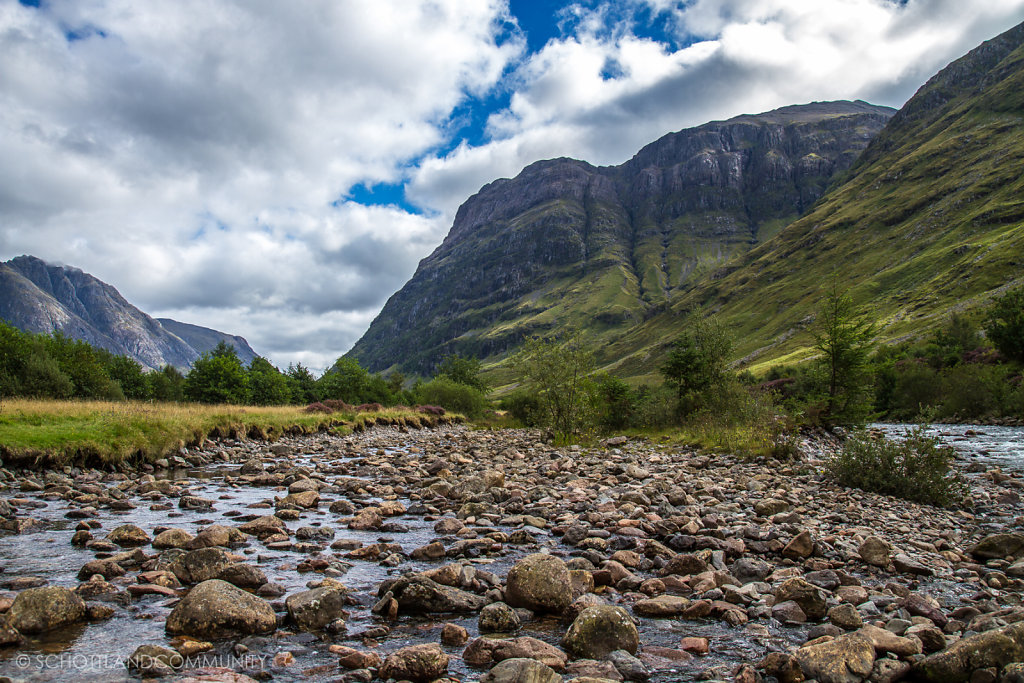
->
[285,363,319,404]
[985,287,1024,363]
[436,354,487,392]
[660,312,732,412]
[814,283,876,426]
[104,354,150,400]
[185,342,248,404]
[414,377,486,418]
[512,331,595,441]
[318,357,372,403]
[247,357,291,406]
[150,365,185,402]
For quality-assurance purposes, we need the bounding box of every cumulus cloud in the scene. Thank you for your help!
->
[2,0,1023,371]
[410,0,1024,224]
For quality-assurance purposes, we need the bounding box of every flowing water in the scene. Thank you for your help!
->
[0,424,1020,682]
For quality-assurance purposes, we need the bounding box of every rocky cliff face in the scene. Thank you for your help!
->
[605,21,1024,376]
[0,256,258,370]
[347,100,895,374]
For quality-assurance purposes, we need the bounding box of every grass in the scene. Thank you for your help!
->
[0,400,459,467]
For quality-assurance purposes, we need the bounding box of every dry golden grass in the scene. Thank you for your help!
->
[0,399,455,466]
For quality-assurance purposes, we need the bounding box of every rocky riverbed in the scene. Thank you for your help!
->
[0,424,1022,683]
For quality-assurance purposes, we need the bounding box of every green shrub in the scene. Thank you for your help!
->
[825,425,968,507]
[499,390,544,427]
[413,377,486,418]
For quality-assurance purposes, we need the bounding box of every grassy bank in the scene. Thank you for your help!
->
[0,399,457,467]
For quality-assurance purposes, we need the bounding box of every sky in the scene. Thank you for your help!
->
[2,0,1023,372]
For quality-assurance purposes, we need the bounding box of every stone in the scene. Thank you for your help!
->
[795,633,875,683]
[661,553,708,576]
[633,595,690,617]
[106,524,150,547]
[506,553,573,614]
[441,622,469,646]
[857,624,922,657]
[480,601,522,633]
[754,499,790,516]
[773,600,808,625]
[971,534,1024,561]
[286,583,349,631]
[913,621,1024,682]
[386,575,486,613]
[8,586,87,634]
[492,637,568,671]
[379,643,449,682]
[783,530,815,559]
[829,604,864,630]
[775,577,828,621]
[608,649,650,681]
[153,528,194,549]
[481,658,562,683]
[732,557,773,584]
[858,536,892,567]
[127,645,184,676]
[215,563,267,590]
[77,558,126,581]
[165,580,276,639]
[279,490,319,509]
[166,547,233,584]
[563,606,639,660]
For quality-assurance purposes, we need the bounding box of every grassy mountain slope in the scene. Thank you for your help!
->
[348,101,893,375]
[603,21,1024,382]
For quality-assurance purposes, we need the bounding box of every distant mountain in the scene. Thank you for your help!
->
[604,20,1024,379]
[347,100,895,374]
[157,318,257,366]
[0,255,258,370]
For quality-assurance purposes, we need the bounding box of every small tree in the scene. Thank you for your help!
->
[660,312,732,414]
[985,287,1024,363]
[285,363,319,404]
[150,365,185,402]
[247,357,291,406]
[512,331,595,441]
[185,342,248,404]
[814,283,876,426]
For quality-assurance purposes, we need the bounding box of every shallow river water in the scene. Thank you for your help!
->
[0,423,1020,682]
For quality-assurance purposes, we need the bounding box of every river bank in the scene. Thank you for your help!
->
[0,424,1020,682]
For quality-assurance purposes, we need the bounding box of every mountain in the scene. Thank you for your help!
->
[0,255,258,370]
[348,100,895,374]
[602,20,1024,380]
[156,318,258,367]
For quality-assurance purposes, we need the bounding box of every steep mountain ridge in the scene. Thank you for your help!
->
[0,256,258,370]
[604,21,1024,379]
[349,100,894,373]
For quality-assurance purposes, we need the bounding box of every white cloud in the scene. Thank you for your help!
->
[0,0,520,369]
[410,0,1024,226]
[1,0,1023,371]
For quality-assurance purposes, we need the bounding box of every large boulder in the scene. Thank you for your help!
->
[286,583,348,631]
[562,605,639,660]
[106,524,151,547]
[775,577,828,621]
[379,643,449,682]
[505,554,572,614]
[795,633,875,683]
[913,621,1024,682]
[386,575,486,613]
[971,533,1024,561]
[482,658,562,683]
[858,536,892,567]
[8,586,87,634]
[479,602,522,633]
[165,547,233,584]
[165,580,276,639]
[492,637,568,671]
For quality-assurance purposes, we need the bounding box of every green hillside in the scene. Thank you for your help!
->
[602,21,1024,382]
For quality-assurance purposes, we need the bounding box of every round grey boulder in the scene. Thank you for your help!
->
[165,579,276,639]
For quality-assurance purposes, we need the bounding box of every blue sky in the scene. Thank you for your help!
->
[2,0,1023,370]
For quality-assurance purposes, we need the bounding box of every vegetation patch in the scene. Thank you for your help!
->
[825,425,968,507]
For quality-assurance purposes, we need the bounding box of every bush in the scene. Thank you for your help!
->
[417,404,446,416]
[303,402,333,414]
[498,390,545,427]
[825,425,968,507]
[413,378,486,418]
